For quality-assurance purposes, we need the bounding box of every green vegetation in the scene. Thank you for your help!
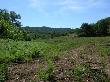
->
[72,17,110,36]
[0,64,7,81]
[0,9,26,40]
[0,9,72,40]
[73,64,87,81]
[22,26,71,39]
[0,36,110,81]
[0,9,110,82]
[0,37,97,63]
[37,60,54,81]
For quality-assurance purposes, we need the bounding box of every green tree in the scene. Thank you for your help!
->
[0,19,24,40]
[10,11,21,27]
[0,9,10,21]
[80,23,95,36]
[0,9,21,27]
[0,9,27,40]
[96,19,108,35]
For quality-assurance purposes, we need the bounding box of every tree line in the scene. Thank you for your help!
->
[0,9,110,40]
[72,17,110,36]
[23,26,71,39]
[0,9,72,40]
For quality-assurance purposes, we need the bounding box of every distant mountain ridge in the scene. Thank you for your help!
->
[22,26,72,39]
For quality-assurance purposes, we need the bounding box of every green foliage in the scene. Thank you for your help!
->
[0,8,110,82]
[0,9,27,40]
[0,9,21,27]
[73,64,109,82]
[0,39,44,63]
[74,17,110,36]
[23,26,71,39]
[80,23,96,36]
[95,19,109,35]
[37,60,54,81]
[0,36,109,63]
[0,19,26,40]
[0,36,110,81]
[73,64,87,81]
[70,28,83,36]
[96,41,110,57]
[0,64,7,82]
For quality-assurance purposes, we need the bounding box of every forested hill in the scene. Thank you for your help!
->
[22,26,72,39]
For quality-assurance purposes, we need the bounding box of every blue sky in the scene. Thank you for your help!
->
[0,0,110,28]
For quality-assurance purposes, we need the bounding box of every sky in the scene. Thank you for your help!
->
[0,0,110,28]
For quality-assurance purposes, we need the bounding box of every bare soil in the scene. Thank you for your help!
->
[6,60,40,82]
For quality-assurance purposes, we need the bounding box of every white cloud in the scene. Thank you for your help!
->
[28,0,107,15]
